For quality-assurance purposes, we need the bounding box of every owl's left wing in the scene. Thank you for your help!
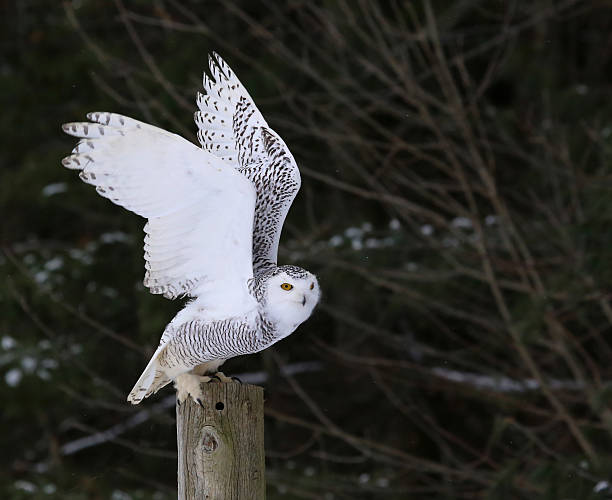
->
[195,53,301,275]
[62,112,257,315]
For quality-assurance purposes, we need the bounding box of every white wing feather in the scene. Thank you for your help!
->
[195,53,268,165]
[62,112,256,313]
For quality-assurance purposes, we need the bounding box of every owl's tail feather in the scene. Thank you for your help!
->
[127,352,171,405]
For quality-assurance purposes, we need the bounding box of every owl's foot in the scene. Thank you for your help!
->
[174,373,208,407]
[210,371,240,383]
[174,372,240,406]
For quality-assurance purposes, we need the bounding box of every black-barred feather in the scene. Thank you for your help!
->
[195,55,302,276]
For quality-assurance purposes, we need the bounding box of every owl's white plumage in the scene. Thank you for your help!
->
[62,54,319,405]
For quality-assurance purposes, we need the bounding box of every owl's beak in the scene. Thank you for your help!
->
[301,295,307,306]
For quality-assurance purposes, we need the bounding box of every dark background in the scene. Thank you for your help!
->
[2,0,612,498]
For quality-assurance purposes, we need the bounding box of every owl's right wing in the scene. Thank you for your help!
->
[62,112,257,314]
[195,53,301,275]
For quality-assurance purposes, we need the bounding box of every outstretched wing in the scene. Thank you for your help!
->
[195,53,301,275]
[62,112,256,314]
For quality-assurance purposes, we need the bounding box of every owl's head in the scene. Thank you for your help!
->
[263,265,320,334]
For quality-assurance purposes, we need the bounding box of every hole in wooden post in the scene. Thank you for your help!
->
[215,401,224,411]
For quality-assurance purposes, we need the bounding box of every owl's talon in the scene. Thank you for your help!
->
[231,376,242,384]
[213,371,234,383]
[174,373,206,406]
[208,375,221,383]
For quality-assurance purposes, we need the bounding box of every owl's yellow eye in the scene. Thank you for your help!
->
[310,283,314,290]
[280,283,293,291]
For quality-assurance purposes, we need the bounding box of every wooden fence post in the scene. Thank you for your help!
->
[176,383,265,499]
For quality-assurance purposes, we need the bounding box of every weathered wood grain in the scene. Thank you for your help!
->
[176,383,265,499]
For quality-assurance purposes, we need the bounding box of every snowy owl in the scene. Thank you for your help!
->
[61,53,320,405]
